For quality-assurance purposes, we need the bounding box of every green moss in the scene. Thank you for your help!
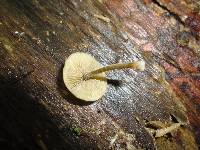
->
[71,127,82,136]
[176,31,190,47]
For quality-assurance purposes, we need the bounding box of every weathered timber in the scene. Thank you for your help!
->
[0,0,200,149]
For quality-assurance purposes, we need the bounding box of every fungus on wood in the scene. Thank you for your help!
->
[63,52,145,101]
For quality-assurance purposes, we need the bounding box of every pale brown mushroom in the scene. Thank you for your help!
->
[63,52,145,101]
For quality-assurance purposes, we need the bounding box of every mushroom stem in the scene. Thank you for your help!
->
[88,75,108,81]
[84,61,145,80]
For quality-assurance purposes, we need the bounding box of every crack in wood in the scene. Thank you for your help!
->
[152,0,185,25]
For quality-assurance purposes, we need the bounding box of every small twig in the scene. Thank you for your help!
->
[155,123,182,138]
[145,121,167,129]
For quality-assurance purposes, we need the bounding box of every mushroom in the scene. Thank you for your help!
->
[63,52,145,101]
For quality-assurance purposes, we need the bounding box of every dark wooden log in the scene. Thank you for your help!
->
[0,0,199,149]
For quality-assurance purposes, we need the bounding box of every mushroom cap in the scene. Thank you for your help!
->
[63,52,107,101]
[134,60,145,71]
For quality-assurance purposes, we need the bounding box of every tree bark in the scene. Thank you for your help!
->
[0,0,200,149]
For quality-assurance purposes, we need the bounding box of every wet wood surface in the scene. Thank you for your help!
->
[0,0,200,149]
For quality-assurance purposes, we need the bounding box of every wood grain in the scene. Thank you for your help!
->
[0,0,199,149]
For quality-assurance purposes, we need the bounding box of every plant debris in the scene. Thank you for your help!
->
[71,127,82,136]
[155,123,182,138]
[94,14,110,23]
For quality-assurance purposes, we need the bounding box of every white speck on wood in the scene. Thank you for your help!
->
[94,14,110,23]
